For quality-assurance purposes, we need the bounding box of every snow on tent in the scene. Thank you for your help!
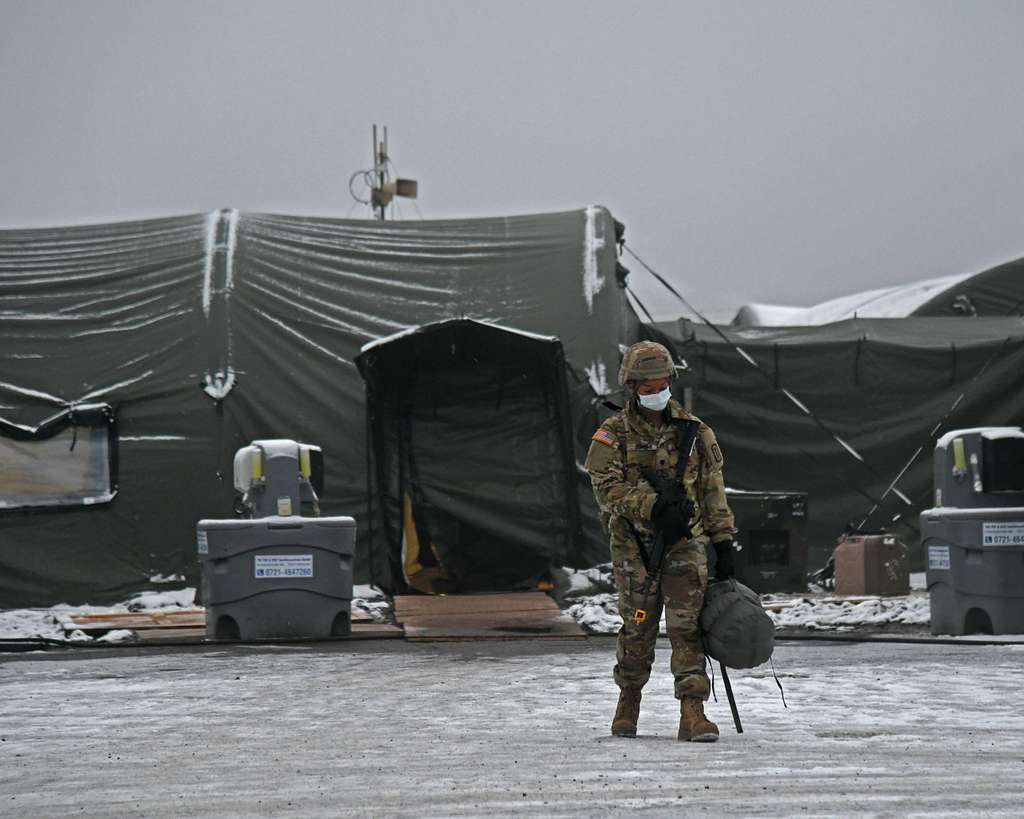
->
[0,208,625,607]
[732,254,1024,325]
[355,319,586,595]
[644,316,1024,569]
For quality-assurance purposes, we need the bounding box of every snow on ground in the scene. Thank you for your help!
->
[351,583,391,623]
[0,570,969,642]
[564,592,934,635]
[560,564,936,635]
[0,588,200,643]
[0,586,390,641]
[1,640,1022,817]
[766,594,931,630]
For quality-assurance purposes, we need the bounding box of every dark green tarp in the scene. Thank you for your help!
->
[0,208,625,607]
[646,317,1024,568]
[913,256,1024,317]
[356,319,583,594]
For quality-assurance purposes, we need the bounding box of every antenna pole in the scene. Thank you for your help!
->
[375,125,388,220]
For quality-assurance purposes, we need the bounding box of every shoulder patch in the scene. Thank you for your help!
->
[592,428,617,447]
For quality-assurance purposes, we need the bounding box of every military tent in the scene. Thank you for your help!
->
[0,208,626,607]
[646,316,1024,568]
[355,318,585,594]
[732,253,1024,326]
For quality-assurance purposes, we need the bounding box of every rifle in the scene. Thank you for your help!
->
[632,418,700,625]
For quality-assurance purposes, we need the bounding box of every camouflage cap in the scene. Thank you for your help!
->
[618,341,674,385]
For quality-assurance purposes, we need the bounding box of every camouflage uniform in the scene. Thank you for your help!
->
[585,397,736,700]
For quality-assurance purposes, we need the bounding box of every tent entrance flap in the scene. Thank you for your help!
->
[357,319,582,594]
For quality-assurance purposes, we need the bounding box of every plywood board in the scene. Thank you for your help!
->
[119,621,403,643]
[65,605,374,633]
[65,609,206,632]
[394,591,584,641]
[394,591,558,618]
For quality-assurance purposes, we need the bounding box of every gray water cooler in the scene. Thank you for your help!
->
[921,427,1024,635]
[197,439,356,640]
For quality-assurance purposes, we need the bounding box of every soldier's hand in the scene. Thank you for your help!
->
[642,469,686,503]
[714,539,736,579]
[651,498,691,544]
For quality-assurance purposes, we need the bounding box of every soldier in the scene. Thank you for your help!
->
[584,340,737,742]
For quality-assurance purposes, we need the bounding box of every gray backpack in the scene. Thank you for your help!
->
[700,579,775,669]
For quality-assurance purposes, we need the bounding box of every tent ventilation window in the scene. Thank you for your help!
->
[0,404,118,511]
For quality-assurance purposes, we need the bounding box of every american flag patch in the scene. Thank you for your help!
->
[592,428,617,447]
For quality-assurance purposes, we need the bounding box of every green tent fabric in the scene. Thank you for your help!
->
[356,319,583,594]
[0,208,625,607]
[646,317,1024,568]
[913,256,1024,317]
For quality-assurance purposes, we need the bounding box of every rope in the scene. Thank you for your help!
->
[624,285,656,325]
[857,333,1019,529]
[622,242,893,507]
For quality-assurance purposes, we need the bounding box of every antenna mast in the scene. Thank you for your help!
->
[372,125,388,221]
[347,125,418,220]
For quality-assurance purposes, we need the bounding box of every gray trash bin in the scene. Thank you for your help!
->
[198,516,356,640]
[921,427,1024,635]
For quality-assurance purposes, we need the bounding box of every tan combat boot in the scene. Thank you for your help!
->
[678,696,719,742]
[611,688,642,737]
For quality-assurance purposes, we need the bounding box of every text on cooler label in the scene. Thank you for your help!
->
[982,521,1024,547]
[927,544,950,570]
[254,554,314,578]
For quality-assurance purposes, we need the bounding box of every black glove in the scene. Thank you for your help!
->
[651,498,691,544]
[714,539,736,579]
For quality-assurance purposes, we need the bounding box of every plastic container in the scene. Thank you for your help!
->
[197,515,356,640]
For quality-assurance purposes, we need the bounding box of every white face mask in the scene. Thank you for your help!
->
[637,387,672,411]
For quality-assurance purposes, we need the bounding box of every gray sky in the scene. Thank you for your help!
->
[2,0,1022,319]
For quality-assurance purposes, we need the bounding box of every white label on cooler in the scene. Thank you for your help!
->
[982,521,1024,546]
[927,545,950,570]
[197,530,209,555]
[254,554,314,578]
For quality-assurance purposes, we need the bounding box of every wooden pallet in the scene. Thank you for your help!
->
[393,591,585,641]
[62,606,391,643]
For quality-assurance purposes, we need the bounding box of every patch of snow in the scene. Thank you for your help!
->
[564,593,622,634]
[561,570,934,635]
[95,629,134,643]
[124,588,196,611]
[201,210,219,317]
[121,436,189,442]
[0,588,196,642]
[353,584,384,600]
[560,564,616,597]
[584,360,609,396]
[768,595,931,630]
[910,572,926,591]
[202,368,236,400]
[148,573,186,584]
[733,272,973,326]
[582,205,606,313]
[224,208,240,290]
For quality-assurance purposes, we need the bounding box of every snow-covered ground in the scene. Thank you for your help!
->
[0,585,390,643]
[1,639,1022,817]
[0,568,1007,643]
[0,588,199,643]
[559,566,934,635]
